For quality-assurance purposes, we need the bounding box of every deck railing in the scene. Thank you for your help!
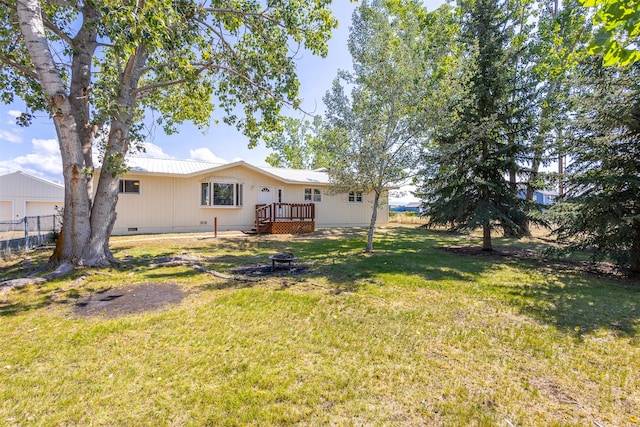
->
[255,203,315,227]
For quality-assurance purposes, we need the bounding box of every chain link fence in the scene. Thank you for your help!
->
[1,215,62,256]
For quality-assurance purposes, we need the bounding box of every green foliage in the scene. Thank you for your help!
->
[264,116,330,169]
[322,0,433,192]
[581,0,640,66]
[0,0,338,146]
[322,0,434,251]
[419,0,539,248]
[551,58,640,272]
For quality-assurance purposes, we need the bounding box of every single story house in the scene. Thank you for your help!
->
[0,171,64,221]
[517,188,558,205]
[106,157,388,235]
[391,202,422,213]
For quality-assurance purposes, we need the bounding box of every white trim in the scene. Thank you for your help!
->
[303,187,322,203]
[348,191,364,204]
[119,178,141,194]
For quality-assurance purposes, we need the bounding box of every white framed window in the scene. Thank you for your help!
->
[304,187,322,203]
[119,179,140,194]
[348,191,363,203]
[201,182,243,207]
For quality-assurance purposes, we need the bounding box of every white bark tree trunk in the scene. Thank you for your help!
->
[366,191,380,253]
[17,0,133,267]
[17,0,94,265]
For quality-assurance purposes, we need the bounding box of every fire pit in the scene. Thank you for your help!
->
[269,252,297,271]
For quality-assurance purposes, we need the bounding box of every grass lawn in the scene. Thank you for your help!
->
[1,225,638,426]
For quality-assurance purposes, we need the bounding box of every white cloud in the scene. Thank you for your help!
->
[137,142,173,159]
[0,129,22,144]
[1,110,24,142]
[0,138,62,179]
[189,147,228,164]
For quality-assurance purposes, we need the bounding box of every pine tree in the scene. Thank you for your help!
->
[419,0,532,250]
[552,58,640,273]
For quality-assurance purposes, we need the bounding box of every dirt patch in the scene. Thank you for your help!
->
[73,282,186,318]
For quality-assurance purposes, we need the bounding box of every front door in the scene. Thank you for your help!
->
[258,186,273,205]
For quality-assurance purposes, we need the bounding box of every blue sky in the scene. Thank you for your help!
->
[0,1,444,183]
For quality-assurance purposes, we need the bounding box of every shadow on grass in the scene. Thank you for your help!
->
[281,226,640,338]
[2,226,638,338]
[495,268,639,338]
[0,286,51,317]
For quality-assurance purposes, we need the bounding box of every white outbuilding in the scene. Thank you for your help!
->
[0,171,64,221]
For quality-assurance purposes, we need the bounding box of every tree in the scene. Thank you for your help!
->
[551,58,640,273]
[0,0,336,268]
[264,116,330,169]
[419,0,534,250]
[523,0,590,206]
[322,0,431,253]
[581,0,640,66]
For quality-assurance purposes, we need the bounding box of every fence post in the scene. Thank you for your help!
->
[23,216,29,250]
[37,215,42,245]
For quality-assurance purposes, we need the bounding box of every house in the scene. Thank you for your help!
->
[391,202,422,213]
[0,171,64,221]
[106,157,388,235]
[517,187,558,206]
[533,189,557,205]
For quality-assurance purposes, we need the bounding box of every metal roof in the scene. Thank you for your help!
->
[124,157,330,184]
[260,167,329,184]
[126,157,222,175]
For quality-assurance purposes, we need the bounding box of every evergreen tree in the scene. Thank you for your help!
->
[552,58,640,273]
[419,0,533,250]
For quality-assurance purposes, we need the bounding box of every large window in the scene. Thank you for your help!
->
[304,187,322,203]
[119,179,140,194]
[201,182,243,207]
[348,191,363,203]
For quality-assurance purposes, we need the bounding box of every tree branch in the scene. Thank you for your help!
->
[45,0,76,7]
[0,53,39,80]
[41,15,74,45]
[132,63,215,95]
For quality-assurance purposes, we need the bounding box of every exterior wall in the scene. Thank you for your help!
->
[0,172,64,221]
[110,164,388,235]
[0,201,12,221]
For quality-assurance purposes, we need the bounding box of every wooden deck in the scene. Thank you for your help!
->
[249,203,315,235]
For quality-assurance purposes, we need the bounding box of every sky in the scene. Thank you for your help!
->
[0,1,445,184]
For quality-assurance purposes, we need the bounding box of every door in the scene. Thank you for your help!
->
[277,187,284,217]
[258,186,273,205]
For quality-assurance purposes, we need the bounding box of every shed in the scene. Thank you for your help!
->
[0,171,64,221]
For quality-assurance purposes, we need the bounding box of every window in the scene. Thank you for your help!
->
[304,187,322,203]
[119,179,140,194]
[348,191,363,203]
[201,182,243,207]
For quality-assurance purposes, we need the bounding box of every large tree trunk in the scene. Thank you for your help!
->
[81,46,148,266]
[482,225,492,251]
[366,191,380,253]
[17,0,93,265]
[17,0,131,268]
[69,2,100,200]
